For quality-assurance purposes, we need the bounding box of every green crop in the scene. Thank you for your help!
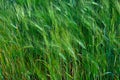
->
[0,0,120,80]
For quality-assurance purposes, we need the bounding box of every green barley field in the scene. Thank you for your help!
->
[0,0,120,80]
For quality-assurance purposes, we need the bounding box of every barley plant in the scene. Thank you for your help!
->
[0,0,120,80]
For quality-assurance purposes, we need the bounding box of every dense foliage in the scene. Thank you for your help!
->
[0,0,120,80]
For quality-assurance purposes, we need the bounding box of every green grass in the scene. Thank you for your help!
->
[0,0,120,80]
